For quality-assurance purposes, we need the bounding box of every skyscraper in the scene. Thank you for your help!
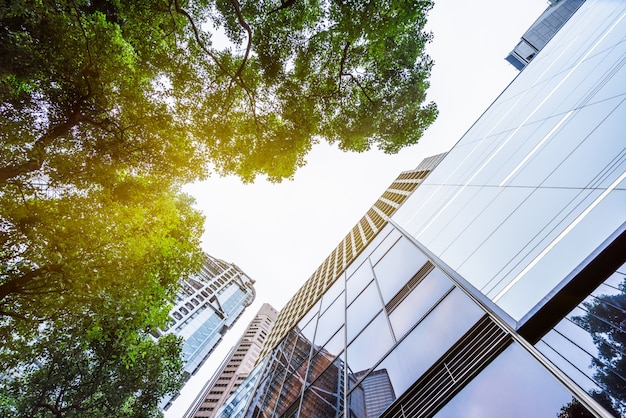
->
[186,303,279,418]
[160,254,256,410]
[217,1,625,416]
[505,0,585,70]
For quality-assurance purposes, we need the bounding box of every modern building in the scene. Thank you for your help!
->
[186,303,279,418]
[160,254,256,410]
[505,0,585,70]
[216,1,625,417]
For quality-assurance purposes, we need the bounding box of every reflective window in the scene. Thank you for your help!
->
[537,261,626,416]
[347,280,383,342]
[388,268,454,339]
[347,369,397,418]
[346,313,394,377]
[373,237,428,303]
[434,343,593,418]
[314,295,345,347]
[298,314,317,347]
[369,228,402,265]
[296,300,320,336]
[300,358,343,418]
[307,327,344,385]
[346,262,374,306]
[320,277,345,314]
[371,287,484,396]
[390,0,626,323]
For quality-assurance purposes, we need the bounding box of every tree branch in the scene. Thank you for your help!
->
[0,264,63,303]
[229,0,252,80]
[340,72,374,104]
[268,0,297,15]
[338,42,374,104]
[170,0,230,76]
[0,109,83,185]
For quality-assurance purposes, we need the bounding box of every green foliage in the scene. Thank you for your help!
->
[1,0,436,184]
[0,0,437,413]
[1,313,185,417]
[570,282,626,417]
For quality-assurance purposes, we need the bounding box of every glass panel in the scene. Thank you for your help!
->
[314,294,345,347]
[307,326,344,385]
[347,262,375,306]
[537,261,626,416]
[371,287,484,396]
[498,188,626,320]
[296,300,320,336]
[369,228,401,266]
[274,349,309,417]
[346,313,393,377]
[298,313,317,346]
[321,277,345,314]
[347,369,397,418]
[253,328,303,417]
[300,357,344,418]
[346,224,395,277]
[347,280,383,342]
[389,268,455,339]
[434,343,594,418]
[373,237,428,303]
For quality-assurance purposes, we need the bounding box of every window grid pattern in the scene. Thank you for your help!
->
[259,163,442,361]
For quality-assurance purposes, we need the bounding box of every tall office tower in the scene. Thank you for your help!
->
[211,156,446,418]
[505,0,585,70]
[216,1,626,417]
[160,254,256,410]
[186,304,279,418]
[352,369,396,418]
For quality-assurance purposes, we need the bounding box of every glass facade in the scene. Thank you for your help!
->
[215,1,626,417]
[537,261,626,416]
[392,0,626,321]
[161,254,256,410]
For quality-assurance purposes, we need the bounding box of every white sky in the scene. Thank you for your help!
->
[167,1,548,416]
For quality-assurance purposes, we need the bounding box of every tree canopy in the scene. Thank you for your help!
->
[1,0,437,415]
[1,0,437,184]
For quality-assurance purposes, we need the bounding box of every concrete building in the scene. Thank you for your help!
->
[186,303,278,418]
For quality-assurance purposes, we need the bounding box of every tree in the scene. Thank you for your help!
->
[0,177,203,416]
[1,0,437,184]
[0,308,185,417]
[0,178,204,351]
[568,279,626,417]
[1,0,437,413]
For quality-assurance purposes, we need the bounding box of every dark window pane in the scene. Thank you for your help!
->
[537,261,626,416]
[307,327,344,385]
[300,358,344,418]
[347,369,397,418]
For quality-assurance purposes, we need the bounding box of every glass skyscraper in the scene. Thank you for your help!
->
[216,1,625,416]
[160,254,256,410]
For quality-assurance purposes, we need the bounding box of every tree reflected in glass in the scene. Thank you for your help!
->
[567,276,626,416]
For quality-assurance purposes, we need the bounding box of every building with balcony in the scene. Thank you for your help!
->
[160,254,256,410]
